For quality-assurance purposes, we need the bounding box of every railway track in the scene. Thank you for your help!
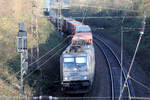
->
[94,36,134,100]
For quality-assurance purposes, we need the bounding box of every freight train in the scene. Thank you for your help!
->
[49,16,95,93]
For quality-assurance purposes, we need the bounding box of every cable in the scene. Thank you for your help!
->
[31,96,150,99]
[0,95,150,99]
[129,76,150,91]
[23,44,68,81]
[123,27,142,30]
[120,15,126,97]
[72,16,149,19]
[119,11,146,100]
[82,8,88,23]
[71,3,141,13]
[92,11,148,98]
[0,36,71,91]
[28,35,71,67]
[119,30,143,100]
[4,44,68,96]
[130,97,150,100]
[91,27,142,32]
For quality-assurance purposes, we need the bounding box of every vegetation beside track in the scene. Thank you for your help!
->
[0,0,66,97]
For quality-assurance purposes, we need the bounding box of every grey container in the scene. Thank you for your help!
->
[75,25,91,32]
[67,21,80,34]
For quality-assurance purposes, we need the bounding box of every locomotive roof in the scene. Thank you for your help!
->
[63,44,93,55]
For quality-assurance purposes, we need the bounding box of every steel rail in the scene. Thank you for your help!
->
[97,37,132,99]
[94,41,115,100]
[94,36,132,100]
[95,35,135,97]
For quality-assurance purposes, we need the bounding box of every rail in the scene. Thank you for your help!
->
[93,35,134,100]
[94,40,114,100]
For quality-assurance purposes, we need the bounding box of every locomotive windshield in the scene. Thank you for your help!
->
[64,57,75,67]
[75,57,87,66]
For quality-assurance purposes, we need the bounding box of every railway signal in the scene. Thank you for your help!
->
[17,22,28,99]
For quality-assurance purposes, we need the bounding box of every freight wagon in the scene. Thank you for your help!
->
[62,18,83,35]
[72,25,93,44]
[62,18,75,33]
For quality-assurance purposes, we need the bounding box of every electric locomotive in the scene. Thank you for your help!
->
[60,40,95,93]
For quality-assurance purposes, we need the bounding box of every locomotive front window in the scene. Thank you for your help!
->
[64,57,75,67]
[75,57,87,66]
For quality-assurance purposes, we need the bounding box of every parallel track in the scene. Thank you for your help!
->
[94,36,133,100]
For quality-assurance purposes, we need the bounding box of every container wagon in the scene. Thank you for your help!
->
[72,25,93,44]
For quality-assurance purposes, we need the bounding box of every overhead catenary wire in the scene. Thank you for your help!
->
[82,6,88,23]
[71,16,150,19]
[2,1,150,98]
[31,96,150,99]
[119,11,147,100]
[90,8,149,98]
[120,14,126,97]
[2,15,150,19]
[129,76,150,91]
[71,3,141,13]
[91,27,142,31]
[71,2,150,98]
[2,43,68,96]
[0,95,150,100]
[27,35,71,67]
[69,4,150,97]
[23,43,68,81]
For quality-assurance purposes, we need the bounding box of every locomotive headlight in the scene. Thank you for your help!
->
[64,76,67,80]
[63,72,70,81]
[80,71,88,80]
[84,76,88,80]
[73,68,78,71]
[64,77,68,81]
[80,75,88,80]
